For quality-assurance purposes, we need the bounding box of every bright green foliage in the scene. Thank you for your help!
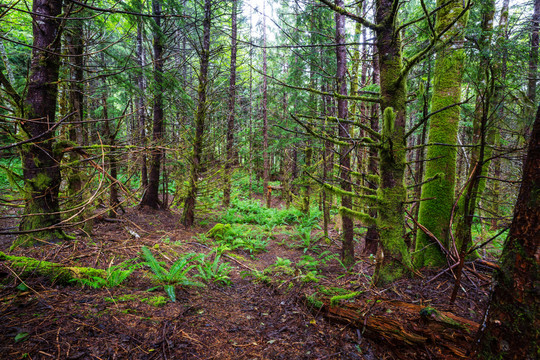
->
[207,223,269,254]
[415,0,469,268]
[141,246,204,302]
[221,198,309,227]
[0,251,106,285]
[75,259,141,288]
[196,253,233,285]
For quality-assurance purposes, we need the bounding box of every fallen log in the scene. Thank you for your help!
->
[0,251,106,285]
[308,296,479,359]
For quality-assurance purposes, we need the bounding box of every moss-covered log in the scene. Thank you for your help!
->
[415,0,469,268]
[0,252,106,285]
[309,296,479,359]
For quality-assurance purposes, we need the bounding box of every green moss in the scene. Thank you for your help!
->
[339,207,376,225]
[0,251,106,284]
[329,291,362,306]
[206,223,232,239]
[415,0,469,269]
[147,295,167,307]
[305,293,324,309]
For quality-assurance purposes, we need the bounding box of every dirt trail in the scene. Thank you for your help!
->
[0,205,490,359]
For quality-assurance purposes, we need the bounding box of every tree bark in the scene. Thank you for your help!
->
[528,0,540,106]
[363,42,380,256]
[222,0,238,209]
[262,0,270,207]
[182,0,211,226]
[335,0,354,266]
[18,0,67,246]
[140,0,165,209]
[474,105,540,359]
[415,0,469,268]
[136,12,148,189]
[372,0,412,284]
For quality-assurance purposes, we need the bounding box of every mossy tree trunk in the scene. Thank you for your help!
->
[64,6,92,232]
[475,105,540,360]
[140,0,165,209]
[372,0,412,284]
[363,42,380,256]
[181,0,211,227]
[415,0,469,268]
[18,0,67,246]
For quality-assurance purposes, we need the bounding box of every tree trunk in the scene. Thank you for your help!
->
[335,0,354,266]
[222,0,238,209]
[100,76,119,218]
[363,42,380,256]
[474,105,540,359]
[528,0,540,107]
[373,0,412,284]
[262,0,270,207]
[17,0,67,247]
[415,0,469,268]
[140,0,165,209]
[64,7,91,231]
[136,13,148,189]
[182,0,211,227]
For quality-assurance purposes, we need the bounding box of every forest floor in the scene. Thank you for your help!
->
[0,195,496,360]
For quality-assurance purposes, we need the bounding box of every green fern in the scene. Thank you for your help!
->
[141,246,204,302]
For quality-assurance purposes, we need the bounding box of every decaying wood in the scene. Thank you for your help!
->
[310,296,479,359]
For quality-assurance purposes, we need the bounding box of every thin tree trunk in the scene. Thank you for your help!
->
[100,76,119,218]
[136,15,148,189]
[262,0,270,207]
[222,0,238,208]
[454,0,496,256]
[363,43,380,256]
[182,0,211,226]
[335,0,354,266]
[140,0,165,209]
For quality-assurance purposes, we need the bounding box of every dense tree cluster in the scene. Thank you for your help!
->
[0,0,538,357]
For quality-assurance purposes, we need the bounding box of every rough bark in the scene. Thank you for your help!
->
[262,0,270,207]
[182,0,211,226]
[222,0,238,209]
[136,15,148,189]
[17,0,67,246]
[415,0,469,268]
[335,0,354,266]
[528,0,540,106]
[474,105,540,359]
[140,0,165,209]
[373,0,412,284]
[363,42,380,256]
[310,296,479,359]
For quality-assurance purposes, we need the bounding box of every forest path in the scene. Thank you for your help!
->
[0,201,490,359]
[0,204,376,359]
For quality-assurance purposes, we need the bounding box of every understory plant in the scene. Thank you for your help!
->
[74,259,141,288]
[141,246,204,302]
[196,252,233,285]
